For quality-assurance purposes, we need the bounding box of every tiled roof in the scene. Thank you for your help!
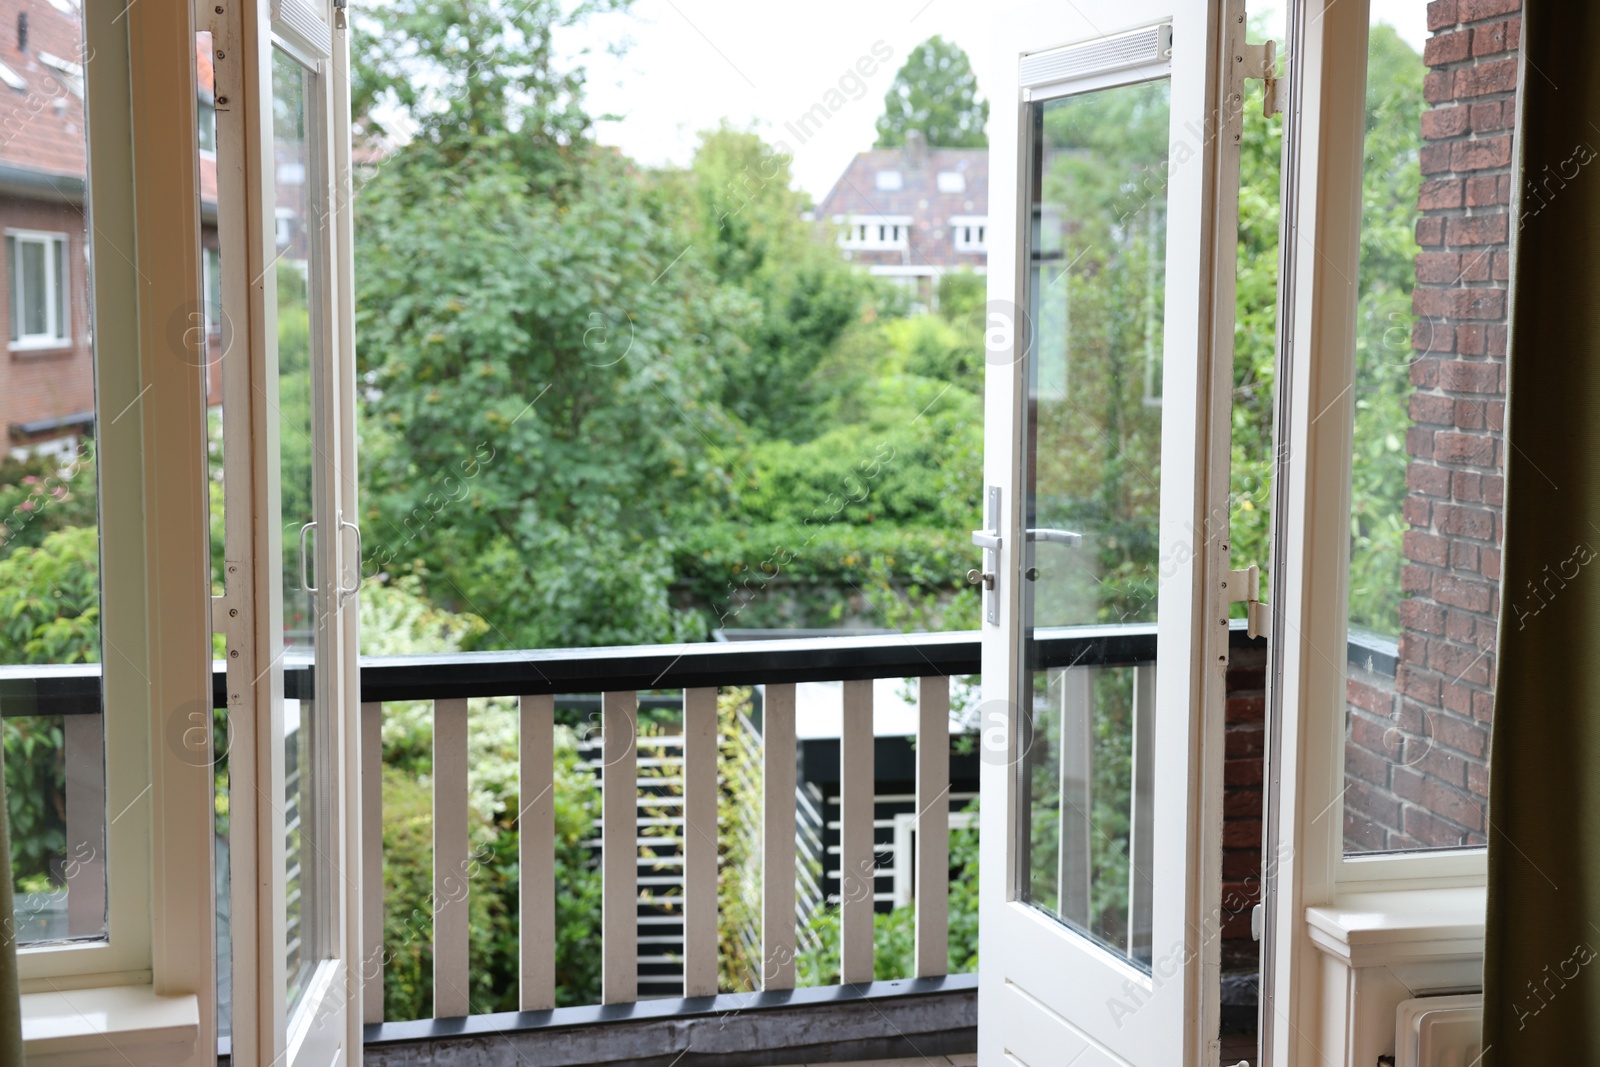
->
[0,0,88,181]
[0,0,216,201]
[813,140,988,270]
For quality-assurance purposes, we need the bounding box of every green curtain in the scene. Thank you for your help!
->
[1482,1,1600,1058]
[1,755,22,1063]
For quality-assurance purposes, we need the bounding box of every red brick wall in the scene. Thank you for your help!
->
[1222,644,1267,970]
[0,196,94,449]
[1342,0,1517,851]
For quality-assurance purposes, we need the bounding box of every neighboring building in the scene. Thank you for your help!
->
[814,129,987,307]
[0,0,219,458]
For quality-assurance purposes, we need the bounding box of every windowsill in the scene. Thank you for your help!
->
[21,984,198,1066]
[1306,884,1486,970]
[10,339,75,356]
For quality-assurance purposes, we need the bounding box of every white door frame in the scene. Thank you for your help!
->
[211,0,360,1060]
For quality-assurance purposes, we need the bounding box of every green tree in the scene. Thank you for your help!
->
[663,126,872,439]
[353,0,749,650]
[874,36,988,148]
[351,0,630,183]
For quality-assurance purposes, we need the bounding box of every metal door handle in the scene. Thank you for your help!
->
[298,521,318,593]
[338,517,363,598]
[1027,527,1083,546]
[971,529,1002,550]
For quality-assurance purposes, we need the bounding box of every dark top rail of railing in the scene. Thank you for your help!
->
[0,621,1296,717]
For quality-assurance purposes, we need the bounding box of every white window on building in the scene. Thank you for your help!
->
[7,230,69,348]
[936,170,966,194]
[838,214,912,251]
[950,215,987,253]
[39,51,83,97]
[874,168,903,191]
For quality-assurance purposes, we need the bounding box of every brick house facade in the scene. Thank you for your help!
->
[1342,0,1520,852]
[0,0,220,457]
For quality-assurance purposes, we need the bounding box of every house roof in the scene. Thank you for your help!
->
[813,133,988,271]
[0,0,216,204]
[0,0,89,184]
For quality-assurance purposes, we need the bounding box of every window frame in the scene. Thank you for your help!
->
[838,213,912,251]
[1263,0,1502,1058]
[17,2,217,1047]
[7,228,71,350]
[948,214,987,253]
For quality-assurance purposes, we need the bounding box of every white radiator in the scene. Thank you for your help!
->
[1395,994,1483,1067]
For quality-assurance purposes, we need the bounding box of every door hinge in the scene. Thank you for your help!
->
[1226,563,1270,640]
[1228,3,1281,122]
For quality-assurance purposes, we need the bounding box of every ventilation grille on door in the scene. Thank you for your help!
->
[1396,994,1482,1067]
[1018,23,1173,90]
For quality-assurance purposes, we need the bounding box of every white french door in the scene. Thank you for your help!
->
[978,3,1247,1064]
[211,0,361,1063]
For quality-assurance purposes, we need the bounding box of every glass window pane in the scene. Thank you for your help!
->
[2,0,104,945]
[1016,78,1170,966]
[21,239,47,337]
[53,237,66,339]
[1341,7,1511,853]
[7,235,16,342]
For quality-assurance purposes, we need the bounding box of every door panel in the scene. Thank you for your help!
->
[1001,984,1127,1067]
[980,2,1233,1064]
[212,0,357,1061]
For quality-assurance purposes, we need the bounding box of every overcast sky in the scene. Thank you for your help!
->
[565,1,1430,202]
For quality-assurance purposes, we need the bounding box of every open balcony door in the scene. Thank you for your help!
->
[211,0,363,1063]
[978,2,1244,1064]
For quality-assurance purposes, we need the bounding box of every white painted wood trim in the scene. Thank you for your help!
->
[602,691,638,1004]
[683,687,720,997]
[431,698,471,1018]
[914,676,949,978]
[21,986,200,1066]
[519,694,555,1011]
[761,683,797,991]
[840,679,874,985]
[126,6,217,1063]
[326,10,362,1059]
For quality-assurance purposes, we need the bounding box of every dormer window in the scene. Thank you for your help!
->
[838,214,912,251]
[875,169,903,191]
[950,215,987,253]
[937,171,966,194]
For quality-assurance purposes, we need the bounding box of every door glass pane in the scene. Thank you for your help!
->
[272,44,325,1014]
[1015,78,1170,967]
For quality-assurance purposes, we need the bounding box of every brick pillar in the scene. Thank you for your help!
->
[1344,0,1517,851]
